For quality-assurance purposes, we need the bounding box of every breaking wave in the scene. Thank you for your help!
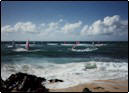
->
[13,48,28,52]
[1,61,128,89]
[71,48,98,52]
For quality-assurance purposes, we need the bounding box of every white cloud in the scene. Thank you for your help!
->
[61,21,82,33]
[1,16,128,41]
[81,15,128,36]
[47,22,59,31]
[14,22,36,33]
[2,22,37,33]
[38,20,61,37]
[38,20,82,37]
[103,15,120,26]
[40,23,45,27]
[2,25,15,32]
[59,19,63,22]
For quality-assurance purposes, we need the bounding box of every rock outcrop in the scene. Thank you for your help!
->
[49,79,64,83]
[82,88,92,92]
[1,72,49,92]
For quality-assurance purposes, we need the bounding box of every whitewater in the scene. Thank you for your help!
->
[1,61,128,89]
[1,42,128,89]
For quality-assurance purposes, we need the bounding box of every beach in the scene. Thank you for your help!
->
[50,79,128,92]
[1,1,128,92]
[1,72,128,92]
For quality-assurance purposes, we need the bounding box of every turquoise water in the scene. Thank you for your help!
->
[1,42,128,88]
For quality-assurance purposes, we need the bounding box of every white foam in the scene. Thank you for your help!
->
[62,44,94,47]
[71,47,98,52]
[47,43,57,45]
[61,44,74,46]
[7,45,13,48]
[77,44,93,46]
[13,48,28,52]
[1,61,128,89]
[95,44,107,47]
[13,48,42,52]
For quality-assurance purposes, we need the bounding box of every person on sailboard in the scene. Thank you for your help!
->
[72,41,80,49]
[25,40,30,50]
[12,40,16,48]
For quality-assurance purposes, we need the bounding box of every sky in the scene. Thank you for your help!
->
[1,1,128,41]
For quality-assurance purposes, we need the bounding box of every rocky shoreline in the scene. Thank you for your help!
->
[1,72,128,92]
[1,72,63,92]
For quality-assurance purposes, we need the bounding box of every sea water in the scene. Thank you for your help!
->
[1,42,128,89]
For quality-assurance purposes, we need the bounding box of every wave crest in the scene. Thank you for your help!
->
[1,61,128,89]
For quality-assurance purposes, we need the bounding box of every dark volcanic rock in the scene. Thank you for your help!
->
[55,79,63,82]
[82,88,92,92]
[49,79,64,83]
[1,78,7,92]
[1,72,49,92]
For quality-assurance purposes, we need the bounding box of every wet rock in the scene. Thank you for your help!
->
[1,78,5,87]
[49,79,64,83]
[94,87,104,89]
[1,72,49,92]
[1,78,7,92]
[5,74,17,89]
[27,88,31,92]
[17,76,27,90]
[82,88,92,92]
[55,79,63,82]
[36,88,49,92]
[11,87,18,92]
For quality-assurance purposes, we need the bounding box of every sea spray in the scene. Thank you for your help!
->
[1,61,128,89]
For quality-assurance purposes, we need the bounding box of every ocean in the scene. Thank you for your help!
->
[1,41,128,89]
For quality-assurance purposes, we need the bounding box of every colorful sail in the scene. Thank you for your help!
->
[25,40,29,50]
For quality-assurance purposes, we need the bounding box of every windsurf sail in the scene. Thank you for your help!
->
[72,41,80,49]
[92,41,95,47]
[10,40,15,48]
[25,40,30,50]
